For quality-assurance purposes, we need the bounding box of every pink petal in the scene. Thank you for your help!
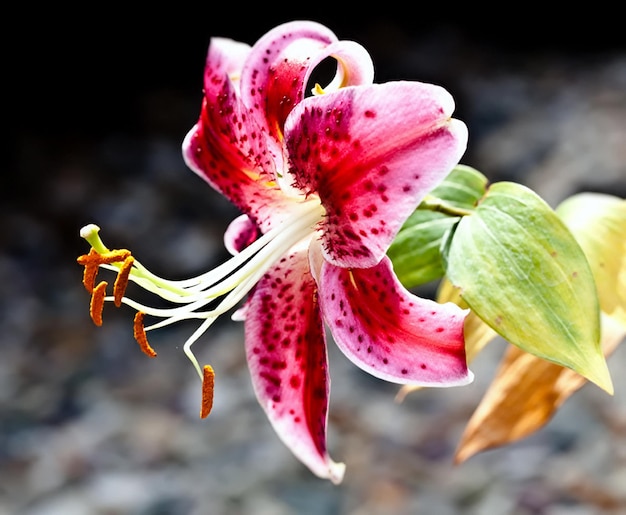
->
[239,21,336,146]
[223,214,259,255]
[182,39,295,232]
[183,23,377,233]
[285,82,468,268]
[244,249,345,483]
[202,37,251,90]
[308,40,375,91]
[319,255,472,386]
[186,36,278,180]
[240,21,374,145]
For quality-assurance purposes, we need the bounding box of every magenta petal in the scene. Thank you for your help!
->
[240,21,337,144]
[182,38,298,232]
[201,37,251,89]
[240,21,374,145]
[223,214,259,256]
[319,256,473,386]
[184,36,278,181]
[244,250,345,483]
[285,82,468,268]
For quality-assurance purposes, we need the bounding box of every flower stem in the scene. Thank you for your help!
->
[420,196,473,217]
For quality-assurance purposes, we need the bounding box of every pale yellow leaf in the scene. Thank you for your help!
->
[556,193,626,325]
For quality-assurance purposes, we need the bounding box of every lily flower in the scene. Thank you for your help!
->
[77,20,472,483]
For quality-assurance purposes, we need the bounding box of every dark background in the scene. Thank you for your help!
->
[16,8,626,133]
[13,8,626,209]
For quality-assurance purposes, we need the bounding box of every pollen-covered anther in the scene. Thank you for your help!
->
[113,255,135,307]
[77,249,101,293]
[98,248,132,264]
[90,280,108,326]
[133,311,157,358]
[77,248,133,292]
[200,364,215,419]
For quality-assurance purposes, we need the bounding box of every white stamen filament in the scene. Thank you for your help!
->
[81,201,325,379]
[100,217,297,294]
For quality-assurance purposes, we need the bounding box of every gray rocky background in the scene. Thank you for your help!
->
[5,8,626,515]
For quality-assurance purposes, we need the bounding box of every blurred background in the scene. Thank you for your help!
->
[6,7,626,515]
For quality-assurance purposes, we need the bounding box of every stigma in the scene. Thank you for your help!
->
[76,205,324,415]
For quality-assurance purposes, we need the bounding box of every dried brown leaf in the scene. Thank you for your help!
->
[455,314,626,464]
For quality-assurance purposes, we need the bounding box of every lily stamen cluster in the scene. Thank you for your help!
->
[77,204,323,415]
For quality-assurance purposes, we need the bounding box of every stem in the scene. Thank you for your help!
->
[420,195,473,217]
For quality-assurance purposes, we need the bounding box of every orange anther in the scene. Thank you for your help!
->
[133,312,157,358]
[76,248,96,266]
[98,249,132,265]
[77,248,132,293]
[77,249,100,293]
[113,256,134,307]
[200,365,215,419]
[90,280,108,326]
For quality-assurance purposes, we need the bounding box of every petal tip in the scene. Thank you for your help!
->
[448,118,469,151]
[411,367,474,389]
[328,461,346,485]
[459,368,475,387]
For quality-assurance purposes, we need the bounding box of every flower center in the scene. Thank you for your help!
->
[77,201,325,415]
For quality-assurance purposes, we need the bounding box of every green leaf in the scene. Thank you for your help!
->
[442,182,613,393]
[388,165,488,288]
[387,211,457,288]
[429,164,489,209]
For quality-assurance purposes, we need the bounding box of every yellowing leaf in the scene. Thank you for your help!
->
[454,192,625,462]
[443,182,613,393]
[454,313,626,464]
[556,193,626,325]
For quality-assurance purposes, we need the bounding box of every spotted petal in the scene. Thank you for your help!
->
[224,214,259,256]
[182,38,295,232]
[286,82,468,268]
[244,250,345,483]
[184,24,376,233]
[318,254,472,386]
[240,20,374,145]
